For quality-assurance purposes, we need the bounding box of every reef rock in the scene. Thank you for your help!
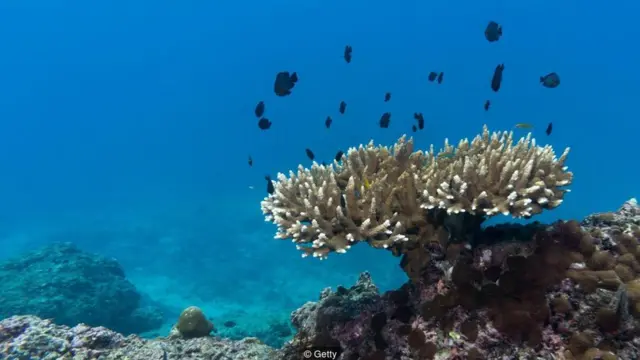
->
[0,315,278,360]
[0,242,163,334]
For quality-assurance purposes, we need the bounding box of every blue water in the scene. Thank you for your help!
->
[0,0,638,346]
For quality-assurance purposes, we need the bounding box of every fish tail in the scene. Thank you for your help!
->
[540,76,544,83]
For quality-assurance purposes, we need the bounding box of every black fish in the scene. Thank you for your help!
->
[339,101,347,114]
[540,72,560,88]
[379,112,391,128]
[248,156,253,167]
[546,122,553,135]
[325,116,332,129]
[258,118,272,130]
[412,125,417,132]
[428,72,438,82]
[437,72,444,84]
[223,321,236,328]
[265,176,275,195]
[334,150,344,162]
[254,101,265,118]
[274,71,298,96]
[344,45,353,63]
[484,100,491,111]
[485,21,502,42]
[384,92,391,102]
[413,112,424,130]
[491,64,505,92]
[305,148,315,161]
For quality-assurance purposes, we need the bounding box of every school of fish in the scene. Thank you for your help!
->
[250,21,561,194]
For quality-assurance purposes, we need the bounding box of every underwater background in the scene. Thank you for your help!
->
[0,0,638,348]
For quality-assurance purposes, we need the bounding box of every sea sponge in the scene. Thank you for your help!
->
[261,125,572,259]
[175,306,214,338]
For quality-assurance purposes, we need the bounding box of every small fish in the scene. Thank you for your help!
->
[321,161,327,166]
[254,101,265,118]
[363,177,371,190]
[340,193,346,209]
[515,123,533,129]
[258,118,272,130]
[384,92,391,102]
[265,175,275,195]
[484,21,503,42]
[491,64,505,92]
[334,150,344,162]
[428,71,438,82]
[438,152,455,159]
[274,71,298,96]
[413,112,424,130]
[546,122,553,135]
[325,116,332,129]
[344,45,353,63]
[248,156,253,167]
[437,72,444,84]
[379,112,391,128]
[540,72,560,88]
[484,100,491,111]
[223,321,236,328]
[248,186,254,190]
[339,101,347,114]
[305,148,315,161]
[412,125,417,132]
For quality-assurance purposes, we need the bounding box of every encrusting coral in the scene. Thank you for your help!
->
[261,125,572,260]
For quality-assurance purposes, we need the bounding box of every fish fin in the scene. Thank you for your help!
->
[540,76,544,83]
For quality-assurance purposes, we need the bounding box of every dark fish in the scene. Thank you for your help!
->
[305,148,315,161]
[258,118,272,130]
[491,64,505,92]
[223,321,236,328]
[379,112,391,128]
[334,150,344,162]
[384,92,391,102]
[248,156,253,167]
[322,161,327,166]
[339,101,347,114]
[265,176,275,195]
[484,21,503,42]
[546,122,553,135]
[254,101,265,118]
[437,72,444,84]
[344,45,353,63]
[274,71,298,96]
[325,116,332,129]
[428,72,438,82]
[340,193,346,209]
[413,112,424,130]
[484,100,491,111]
[540,72,560,88]
[412,125,417,132]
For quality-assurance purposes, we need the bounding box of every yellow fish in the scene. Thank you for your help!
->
[363,177,371,190]
[438,152,455,159]
[515,123,533,129]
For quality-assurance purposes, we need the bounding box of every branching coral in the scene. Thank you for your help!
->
[261,125,572,260]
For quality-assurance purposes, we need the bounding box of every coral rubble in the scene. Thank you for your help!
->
[0,315,276,360]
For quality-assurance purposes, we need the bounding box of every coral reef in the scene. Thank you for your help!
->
[261,125,572,260]
[278,199,640,359]
[0,242,163,335]
[2,200,640,359]
[0,315,277,360]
